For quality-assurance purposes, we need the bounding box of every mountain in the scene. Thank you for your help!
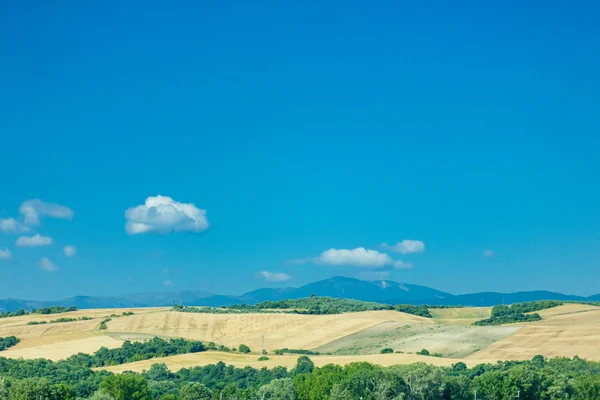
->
[1,277,597,311]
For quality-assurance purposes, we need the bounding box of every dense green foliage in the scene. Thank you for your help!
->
[475,304,543,325]
[0,305,77,319]
[237,344,251,354]
[0,336,19,351]
[51,316,92,323]
[394,304,432,317]
[2,353,600,399]
[65,338,205,368]
[273,349,321,356]
[509,300,564,313]
[27,320,47,325]
[380,348,393,354]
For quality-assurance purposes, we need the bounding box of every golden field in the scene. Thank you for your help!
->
[1,304,599,370]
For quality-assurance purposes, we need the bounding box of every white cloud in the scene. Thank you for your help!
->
[318,247,407,269]
[163,280,175,287]
[0,218,30,233]
[38,257,57,272]
[125,195,209,235]
[483,249,496,258]
[259,271,292,282]
[0,248,11,261]
[19,199,74,225]
[392,260,413,269]
[64,245,77,257]
[16,234,53,247]
[381,240,425,254]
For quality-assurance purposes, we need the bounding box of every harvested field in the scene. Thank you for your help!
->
[468,304,600,361]
[0,319,99,340]
[429,307,492,326]
[1,335,124,361]
[0,307,167,329]
[104,310,432,351]
[315,321,518,357]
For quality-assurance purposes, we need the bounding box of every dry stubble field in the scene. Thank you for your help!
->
[1,304,599,371]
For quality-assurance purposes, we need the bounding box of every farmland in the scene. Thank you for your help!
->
[0,302,599,370]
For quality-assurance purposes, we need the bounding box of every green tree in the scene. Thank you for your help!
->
[99,373,150,400]
[257,378,297,400]
[238,344,251,353]
[179,383,212,400]
[0,378,9,400]
[8,378,55,400]
[293,356,315,375]
[87,391,115,400]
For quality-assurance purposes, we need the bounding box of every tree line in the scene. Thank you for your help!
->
[174,296,449,318]
[1,353,600,399]
[473,300,567,326]
[0,305,77,319]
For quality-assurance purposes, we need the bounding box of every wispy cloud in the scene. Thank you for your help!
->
[259,271,292,282]
[16,234,53,247]
[64,245,77,257]
[38,257,57,272]
[0,218,30,233]
[163,280,175,287]
[0,248,11,261]
[381,240,425,254]
[19,199,73,225]
[483,249,496,258]
[125,195,209,235]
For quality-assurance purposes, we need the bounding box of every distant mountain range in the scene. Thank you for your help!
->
[1,276,598,312]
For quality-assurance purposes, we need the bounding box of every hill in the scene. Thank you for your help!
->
[1,276,597,311]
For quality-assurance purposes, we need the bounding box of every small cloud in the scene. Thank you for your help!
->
[285,257,313,266]
[125,195,209,235]
[16,234,53,247]
[64,245,77,257]
[259,271,292,282]
[483,249,496,258]
[19,199,74,226]
[318,247,405,269]
[163,279,175,287]
[38,257,57,272]
[0,248,11,261]
[392,260,413,269]
[381,240,425,254]
[0,218,30,233]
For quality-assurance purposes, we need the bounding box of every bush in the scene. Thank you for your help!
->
[417,349,430,356]
[257,356,269,361]
[380,348,394,354]
[474,304,543,326]
[238,344,251,354]
[0,336,20,351]
[98,322,108,330]
[394,304,432,318]
[273,348,320,356]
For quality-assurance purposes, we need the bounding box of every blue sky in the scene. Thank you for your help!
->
[1,1,599,300]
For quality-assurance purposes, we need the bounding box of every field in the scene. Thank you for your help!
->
[1,303,599,370]
[315,321,517,357]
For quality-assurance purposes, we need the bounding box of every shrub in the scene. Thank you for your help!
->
[238,344,251,354]
[417,349,430,356]
[257,356,269,361]
[380,348,394,354]
[0,336,20,351]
